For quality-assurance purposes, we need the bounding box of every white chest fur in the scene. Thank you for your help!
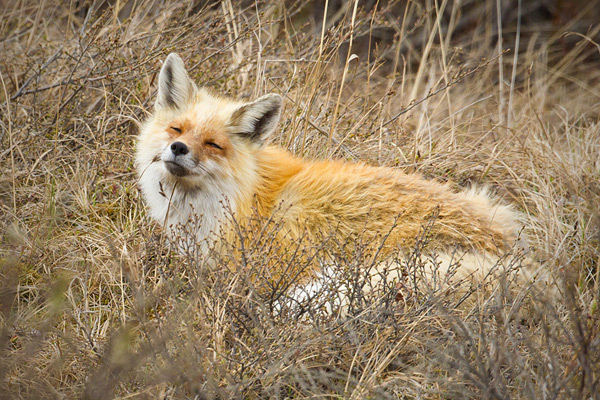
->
[138,162,238,248]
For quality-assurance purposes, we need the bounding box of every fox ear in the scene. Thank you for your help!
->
[229,94,282,145]
[156,53,196,110]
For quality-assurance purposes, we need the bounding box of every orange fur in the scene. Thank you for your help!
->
[245,146,519,256]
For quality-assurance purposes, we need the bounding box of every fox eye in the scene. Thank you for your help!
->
[170,126,182,134]
[206,141,223,150]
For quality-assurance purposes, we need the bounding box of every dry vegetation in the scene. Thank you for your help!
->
[1,0,600,398]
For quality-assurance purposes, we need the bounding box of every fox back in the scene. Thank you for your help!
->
[136,53,524,281]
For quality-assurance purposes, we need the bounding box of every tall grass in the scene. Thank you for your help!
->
[1,0,599,398]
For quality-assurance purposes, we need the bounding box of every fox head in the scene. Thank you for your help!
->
[136,53,282,204]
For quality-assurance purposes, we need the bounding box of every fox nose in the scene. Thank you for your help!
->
[170,141,189,156]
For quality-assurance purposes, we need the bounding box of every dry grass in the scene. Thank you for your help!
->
[1,0,599,398]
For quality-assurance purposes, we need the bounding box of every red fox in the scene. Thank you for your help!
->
[136,53,525,292]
